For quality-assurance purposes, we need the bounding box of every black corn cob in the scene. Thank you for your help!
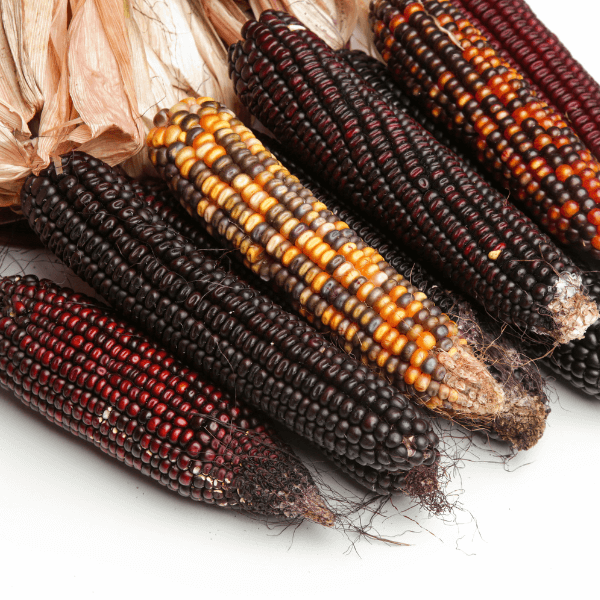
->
[20,151,443,496]
[146,97,509,421]
[370,0,600,264]
[228,10,598,346]
[256,131,551,449]
[0,274,334,524]
[451,0,600,163]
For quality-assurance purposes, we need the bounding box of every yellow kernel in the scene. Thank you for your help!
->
[258,197,278,215]
[387,309,407,328]
[407,324,424,342]
[356,282,375,302]
[282,246,301,266]
[207,181,228,201]
[265,233,285,255]
[240,183,262,202]
[414,373,432,393]
[391,334,408,355]
[179,158,197,179]
[192,132,214,149]
[372,322,391,343]
[200,174,220,196]
[243,213,264,233]
[404,366,420,386]
[200,114,221,131]
[254,170,274,187]
[204,145,226,167]
[318,249,337,270]
[295,230,315,249]
[195,142,215,160]
[410,348,429,367]
[321,307,336,326]
[377,349,391,368]
[280,217,300,237]
[310,272,330,293]
[303,236,321,255]
[164,125,182,146]
[247,190,269,211]
[151,127,166,148]
[416,332,436,351]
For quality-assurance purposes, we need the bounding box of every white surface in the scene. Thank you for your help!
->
[1,1,600,598]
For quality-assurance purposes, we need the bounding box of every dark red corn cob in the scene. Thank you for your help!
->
[370,0,600,264]
[228,10,598,345]
[0,274,334,524]
[20,151,443,496]
[451,0,600,162]
[256,131,551,449]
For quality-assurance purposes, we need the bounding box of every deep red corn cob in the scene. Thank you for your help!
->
[451,0,600,163]
[370,0,600,263]
[256,131,551,449]
[228,10,598,345]
[146,97,510,420]
[20,151,444,496]
[0,274,334,524]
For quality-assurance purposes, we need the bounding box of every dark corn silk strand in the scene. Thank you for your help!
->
[0,275,334,524]
[370,0,600,264]
[256,131,550,449]
[20,152,442,496]
[451,0,600,163]
[228,10,598,346]
[146,97,509,420]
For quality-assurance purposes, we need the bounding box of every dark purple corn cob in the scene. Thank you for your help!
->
[228,10,598,344]
[19,151,443,496]
[256,131,551,449]
[0,274,334,524]
[451,0,600,162]
[370,0,600,264]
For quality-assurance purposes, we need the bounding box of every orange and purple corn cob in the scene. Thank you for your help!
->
[370,0,600,263]
[451,0,600,162]
[0,275,334,524]
[227,10,597,345]
[19,151,444,496]
[146,96,510,419]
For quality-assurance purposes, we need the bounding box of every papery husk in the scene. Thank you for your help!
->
[350,0,379,56]
[201,0,249,47]
[248,0,358,49]
[67,0,144,165]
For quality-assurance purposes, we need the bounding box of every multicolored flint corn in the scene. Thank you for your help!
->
[227,10,598,346]
[20,151,444,496]
[146,97,511,421]
[255,131,551,449]
[450,0,600,163]
[370,0,600,264]
[0,274,334,524]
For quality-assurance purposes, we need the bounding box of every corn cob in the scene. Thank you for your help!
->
[228,10,598,345]
[20,151,443,496]
[255,130,550,448]
[0,274,334,524]
[370,0,600,264]
[337,49,467,160]
[146,96,511,422]
[450,0,600,163]
[543,269,600,399]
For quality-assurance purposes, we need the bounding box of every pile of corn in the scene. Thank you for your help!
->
[2,0,600,528]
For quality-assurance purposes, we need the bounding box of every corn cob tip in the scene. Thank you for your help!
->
[548,273,600,344]
[433,344,505,419]
[491,399,548,452]
[280,483,336,527]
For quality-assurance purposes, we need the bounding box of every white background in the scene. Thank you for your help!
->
[1,1,599,598]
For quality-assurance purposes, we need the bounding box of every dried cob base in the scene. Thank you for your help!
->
[0,275,334,524]
[228,10,598,345]
[255,132,550,449]
[370,0,600,264]
[20,151,444,497]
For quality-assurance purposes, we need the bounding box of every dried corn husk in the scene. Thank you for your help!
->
[202,0,358,50]
[350,0,379,57]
